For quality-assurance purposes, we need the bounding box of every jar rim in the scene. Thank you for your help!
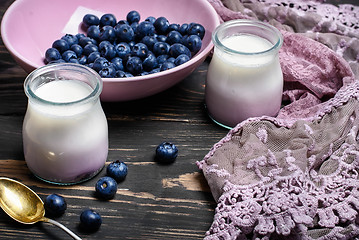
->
[212,19,283,56]
[24,63,103,106]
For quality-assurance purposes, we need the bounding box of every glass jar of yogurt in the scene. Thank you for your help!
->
[23,63,108,185]
[205,20,283,129]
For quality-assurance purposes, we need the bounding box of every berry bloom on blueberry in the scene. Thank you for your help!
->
[155,142,178,163]
[44,194,67,217]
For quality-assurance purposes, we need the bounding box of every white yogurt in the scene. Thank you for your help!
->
[205,33,283,128]
[23,79,108,184]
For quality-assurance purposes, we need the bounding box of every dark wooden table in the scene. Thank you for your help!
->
[0,0,230,239]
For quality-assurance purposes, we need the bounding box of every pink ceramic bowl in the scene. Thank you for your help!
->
[1,0,219,101]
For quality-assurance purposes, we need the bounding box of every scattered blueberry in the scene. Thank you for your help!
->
[44,194,67,217]
[106,160,128,182]
[80,209,102,231]
[155,142,178,163]
[95,176,117,199]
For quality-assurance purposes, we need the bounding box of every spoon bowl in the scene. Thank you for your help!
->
[0,177,81,239]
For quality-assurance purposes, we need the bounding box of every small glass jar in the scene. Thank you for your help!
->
[205,20,283,129]
[23,63,108,185]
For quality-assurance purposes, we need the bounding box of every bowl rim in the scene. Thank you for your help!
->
[1,0,220,83]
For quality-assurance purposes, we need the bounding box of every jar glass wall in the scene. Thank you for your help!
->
[205,20,283,129]
[23,63,108,185]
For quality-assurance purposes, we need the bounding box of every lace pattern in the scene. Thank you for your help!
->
[198,82,359,239]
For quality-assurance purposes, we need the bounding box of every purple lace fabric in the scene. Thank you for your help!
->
[198,0,359,239]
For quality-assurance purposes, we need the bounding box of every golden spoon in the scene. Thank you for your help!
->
[0,177,81,240]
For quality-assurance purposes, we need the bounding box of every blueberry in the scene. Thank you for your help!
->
[78,55,87,65]
[145,16,156,24]
[92,57,111,72]
[156,54,169,65]
[87,25,100,40]
[166,30,183,45]
[154,17,169,34]
[100,13,117,27]
[83,14,100,28]
[114,24,135,42]
[76,33,86,40]
[131,43,148,59]
[128,41,136,49]
[111,57,124,71]
[83,43,99,56]
[167,57,176,64]
[141,36,157,50]
[136,21,155,39]
[100,42,116,59]
[44,194,67,217]
[150,68,161,74]
[99,26,116,42]
[99,65,116,78]
[62,50,77,62]
[70,44,83,57]
[143,52,158,71]
[185,35,202,54]
[87,51,101,63]
[45,48,61,63]
[95,176,117,199]
[115,42,131,59]
[115,70,126,78]
[152,42,170,56]
[155,142,178,163]
[130,22,139,32]
[78,37,97,47]
[61,34,78,47]
[126,56,143,75]
[156,35,167,42]
[126,10,140,24]
[80,209,102,231]
[179,23,189,35]
[187,23,205,39]
[117,19,129,26]
[169,43,191,58]
[174,54,190,66]
[106,160,128,182]
[168,23,180,32]
[160,61,176,71]
[52,39,69,53]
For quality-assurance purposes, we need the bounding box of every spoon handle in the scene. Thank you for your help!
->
[43,217,82,240]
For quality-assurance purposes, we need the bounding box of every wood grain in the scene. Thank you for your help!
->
[0,0,228,239]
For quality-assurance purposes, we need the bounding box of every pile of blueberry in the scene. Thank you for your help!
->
[44,10,205,78]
